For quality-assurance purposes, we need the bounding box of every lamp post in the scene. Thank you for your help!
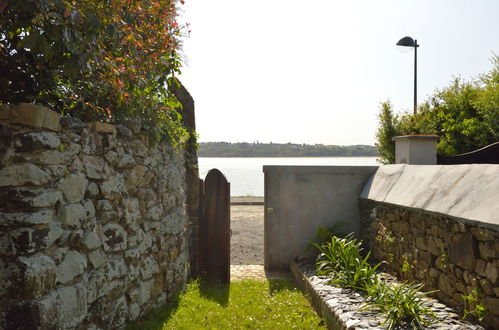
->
[396,36,419,115]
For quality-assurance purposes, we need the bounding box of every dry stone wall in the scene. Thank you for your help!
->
[360,201,499,328]
[0,103,191,329]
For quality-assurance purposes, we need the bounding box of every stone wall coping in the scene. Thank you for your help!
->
[262,165,379,174]
[360,164,499,230]
[392,134,440,141]
[0,103,146,136]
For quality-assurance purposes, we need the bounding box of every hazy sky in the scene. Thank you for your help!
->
[179,0,499,145]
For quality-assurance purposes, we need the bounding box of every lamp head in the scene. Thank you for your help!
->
[397,36,417,47]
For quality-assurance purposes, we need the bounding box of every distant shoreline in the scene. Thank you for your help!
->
[198,142,378,158]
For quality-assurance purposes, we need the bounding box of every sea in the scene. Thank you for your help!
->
[198,157,380,196]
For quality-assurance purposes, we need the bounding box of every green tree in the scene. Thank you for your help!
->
[375,56,498,161]
[475,55,499,140]
[0,0,188,144]
[375,101,399,164]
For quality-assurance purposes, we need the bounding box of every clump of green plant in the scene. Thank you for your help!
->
[363,281,437,329]
[315,234,383,290]
[401,254,412,273]
[462,287,487,321]
[439,253,449,270]
[313,234,437,329]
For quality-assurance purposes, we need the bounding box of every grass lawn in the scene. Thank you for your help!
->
[126,279,325,329]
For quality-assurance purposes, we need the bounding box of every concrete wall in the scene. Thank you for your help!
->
[263,165,378,271]
[0,104,194,329]
[360,164,499,328]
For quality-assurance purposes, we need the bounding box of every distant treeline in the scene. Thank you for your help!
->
[198,142,379,157]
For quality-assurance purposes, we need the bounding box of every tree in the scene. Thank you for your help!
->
[375,101,399,164]
[375,56,498,162]
[0,0,188,144]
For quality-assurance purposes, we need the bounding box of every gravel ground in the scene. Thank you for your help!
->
[230,204,264,265]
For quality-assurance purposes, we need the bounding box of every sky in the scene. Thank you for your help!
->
[179,0,499,146]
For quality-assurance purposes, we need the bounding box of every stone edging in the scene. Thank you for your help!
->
[290,260,484,330]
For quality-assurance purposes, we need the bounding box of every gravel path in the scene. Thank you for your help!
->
[230,204,264,265]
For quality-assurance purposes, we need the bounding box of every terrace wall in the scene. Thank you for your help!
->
[0,103,195,329]
[360,164,499,328]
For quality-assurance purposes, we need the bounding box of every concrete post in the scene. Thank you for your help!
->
[393,135,439,165]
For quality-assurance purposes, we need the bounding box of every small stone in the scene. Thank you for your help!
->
[456,281,467,293]
[475,259,487,277]
[56,250,87,284]
[0,163,50,187]
[88,121,116,134]
[0,210,54,225]
[448,232,477,272]
[56,282,87,328]
[140,256,159,280]
[39,150,65,165]
[117,153,135,169]
[485,261,499,285]
[126,165,149,187]
[82,155,108,179]
[82,199,96,218]
[102,223,128,252]
[60,203,86,228]
[485,297,499,315]
[115,124,132,137]
[96,199,113,211]
[105,151,118,166]
[479,278,494,296]
[87,182,100,197]
[88,249,106,269]
[479,241,497,259]
[10,227,52,254]
[345,319,359,328]
[120,119,141,134]
[57,173,88,203]
[106,255,128,280]
[471,227,495,241]
[14,131,61,151]
[17,253,56,299]
[101,174,126,200]
[82,227,102,250]
[60,116,84,130]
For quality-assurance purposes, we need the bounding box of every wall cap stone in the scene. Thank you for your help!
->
[3,103,62,131]
[360,164,499,230]
[87,122,117,134]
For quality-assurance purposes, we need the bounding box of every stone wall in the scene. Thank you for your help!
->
[0,103,193,329]
[359,164,499,328]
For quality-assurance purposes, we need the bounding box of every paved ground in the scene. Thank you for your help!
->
[230,197,293,281]
[230,202,264,265]
[230,265,290,281]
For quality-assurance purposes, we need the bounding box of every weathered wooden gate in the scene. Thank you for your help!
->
[199,169,230,283]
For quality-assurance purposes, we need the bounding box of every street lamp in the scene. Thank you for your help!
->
[396,36,419,115]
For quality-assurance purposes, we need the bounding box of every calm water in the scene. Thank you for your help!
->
[198,157,380,196]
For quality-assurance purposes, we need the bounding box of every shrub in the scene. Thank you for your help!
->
[315,234,383,290]
[363,281,437,330]
[314,234,437,328]
[0,0,188,144]
[375,56,499,163]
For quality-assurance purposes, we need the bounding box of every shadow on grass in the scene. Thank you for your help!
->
[199,277,229,307]
[125,291,181,330]
[268,278,298,296]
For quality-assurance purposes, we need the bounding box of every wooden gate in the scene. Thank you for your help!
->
[199,169,230,283]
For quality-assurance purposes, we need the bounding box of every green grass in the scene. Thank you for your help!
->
[126,279,325,330]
